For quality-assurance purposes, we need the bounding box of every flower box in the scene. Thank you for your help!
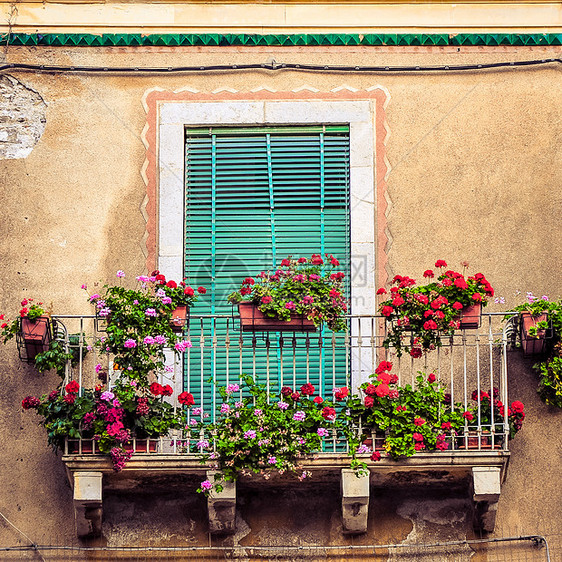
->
[238,303,316,333]
[17,316,52,363]
[170,305,189,333]
[520,311,549,356]
[458,303,482,330]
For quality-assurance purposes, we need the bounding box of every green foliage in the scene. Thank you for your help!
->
[378,261,494,357]
[341,363,469,471]
[23,374,186,458]
[33,333,88,378]
[88,272,201,383]
[510,295,562,408]
[537,348,562,408]
[227,254,348,332]
[191,375,339,494]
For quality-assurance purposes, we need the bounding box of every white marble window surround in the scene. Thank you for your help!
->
[157,98,377,388]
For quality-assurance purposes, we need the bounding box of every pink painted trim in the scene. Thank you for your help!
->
[142,89,390,287]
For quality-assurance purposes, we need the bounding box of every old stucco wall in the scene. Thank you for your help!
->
[0,44,560,557]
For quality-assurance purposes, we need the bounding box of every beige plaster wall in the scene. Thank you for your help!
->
[0,44,560,556]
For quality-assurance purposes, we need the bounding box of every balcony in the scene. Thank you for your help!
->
[47,312,513,537]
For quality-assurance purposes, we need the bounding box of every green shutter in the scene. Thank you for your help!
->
[184,126,350,411]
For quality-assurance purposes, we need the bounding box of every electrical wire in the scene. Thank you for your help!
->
[0,510,46,562]
[0,58,560,74]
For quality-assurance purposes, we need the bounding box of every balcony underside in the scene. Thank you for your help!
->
[63,451,508,538]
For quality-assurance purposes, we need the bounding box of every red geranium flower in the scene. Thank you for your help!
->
[313,396,323,404]
[300,383,315,396]
[22,396,40,410]
[510,400,524,414]
[197,287,207,294]
[150,382,163,396]
[435,260,447,268]
[414,417,425,426]
[178,391,195,406]
[162,384,173,397]
[377,372,391,385]
[364,396,375,408]
[321,407,336,421]
[364,384,377,396]
[381,306,394,317]
[334,387,349,401]
[184,286,195,297]
[427,373,436,383]
[375,361,393,374]
[375,384,390,398]
[65,380,80,394]
[370,451,381,462]
[423,269,434,278]
[166,280,177,289]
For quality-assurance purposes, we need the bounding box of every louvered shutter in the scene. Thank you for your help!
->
[184,126,350,411]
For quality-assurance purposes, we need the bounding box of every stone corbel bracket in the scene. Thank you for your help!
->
[341,468,370,534]
[72,471,103,538]
[472,466,501,533]
[207,471,237,534]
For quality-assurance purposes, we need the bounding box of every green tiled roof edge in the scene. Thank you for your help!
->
[2,33,561,47]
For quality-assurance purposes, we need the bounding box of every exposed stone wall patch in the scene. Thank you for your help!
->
[0,75,46,159]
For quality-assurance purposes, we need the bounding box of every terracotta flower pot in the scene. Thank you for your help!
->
[238,303,316,333]
[19,316,52,362]
[520,312,549,356]
[458,303,482,330]
[170,305,189,332]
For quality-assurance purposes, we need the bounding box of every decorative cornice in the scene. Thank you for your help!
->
[2,33,562,47]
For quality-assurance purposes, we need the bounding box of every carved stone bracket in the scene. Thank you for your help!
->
[341,468,370,534]
[207,471,237,534]
[72,471,103,538]
[472,466,501,533]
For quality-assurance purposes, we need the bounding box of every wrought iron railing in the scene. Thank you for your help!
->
[52,312,515,456]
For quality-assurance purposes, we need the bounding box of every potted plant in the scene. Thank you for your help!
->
[227,254,348,333]
[377,260,494,357]
[341,362,470,470]
[509,292,559,356]
[191,375,339,494]
[85,271,203,384]
[1,299,54,363]
[536,344,562,408]
[466,388,525,448]
[21,371,194,470]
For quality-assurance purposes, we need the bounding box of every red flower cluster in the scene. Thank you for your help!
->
[178,391,195,406]
[149,382,173,397]
[65,381,80,394]
[334,387,349,401]
[377,261,495,356]
[22,396,40,410]
[300,383,315,396]
[322,407,336,421]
